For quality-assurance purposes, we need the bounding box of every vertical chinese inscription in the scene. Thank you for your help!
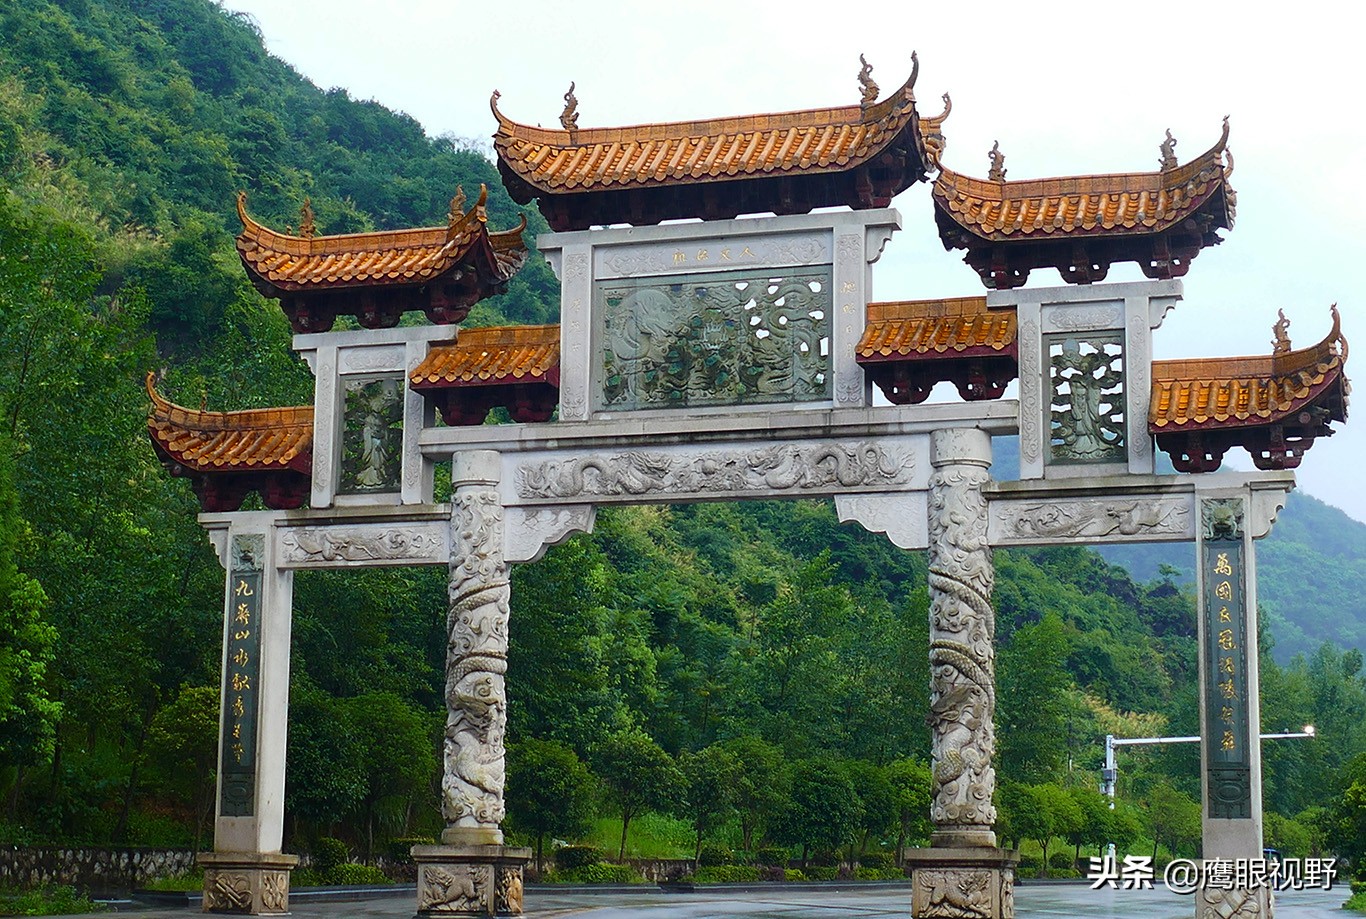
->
[220,534,263,817]
[339,375,404,494]
[597,267,831,410]
[1202,497,1251,820]
[1046,333,1125,464]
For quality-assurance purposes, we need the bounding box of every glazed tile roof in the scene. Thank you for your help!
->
[410,324,560,389]
[934,121,1235,241]
[235,186,527,292]
[1150,307,1348,430]
[146,372,313,474]
[492,62,932,194]
[856,297,1015,360]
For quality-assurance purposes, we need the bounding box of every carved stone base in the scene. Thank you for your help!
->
[197,851,298,915]
[904,847,1017,919]
[1198,885,1273,919]
[412,844,530,917]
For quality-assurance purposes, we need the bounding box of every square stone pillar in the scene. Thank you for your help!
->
[199,515,297,914]
[988,280,1182,481]
[1194,491,1272,918]
[420,451,529,915]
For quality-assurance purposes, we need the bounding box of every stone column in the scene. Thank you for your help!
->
[906,428,1016,919]
[1195,494,1273,919]
[200,518,298,915]
[413,450,529,917]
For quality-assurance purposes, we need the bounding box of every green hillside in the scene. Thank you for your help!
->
[1,0,1364,885]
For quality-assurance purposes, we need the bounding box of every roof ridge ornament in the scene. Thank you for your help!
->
[1159,129,1178,172]
[858,54,880,115]
[298,197,316,238]
[1272,309,1292,354]
[560,81,580,131]
[448,186,467,226]
[987,141,1006,182]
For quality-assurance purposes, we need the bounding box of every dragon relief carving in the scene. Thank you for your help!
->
[997,499,1191,542]
[281,527,443,564]
[444,491,509,829]
[927,465,997,830]
[918,868,993,919]
[516,442,913,500]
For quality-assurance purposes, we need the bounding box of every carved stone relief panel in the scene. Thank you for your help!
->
[595,232,828,278]
[989,496,1194,546]
[514,439,919,505]
[1046,332,1125,464]
[597,267,831,410]
[278,523,448,568]
[418,863,492,913]
[338,375,404,495]
[914,868,995,919]
[504,506,597,564]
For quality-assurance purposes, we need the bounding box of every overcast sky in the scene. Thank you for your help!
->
[223,0,1366,521]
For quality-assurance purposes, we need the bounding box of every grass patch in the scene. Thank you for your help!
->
[1344,889,1366,912]
[0,884,106,916]
[140,868,204,892]
[583,812,693,860]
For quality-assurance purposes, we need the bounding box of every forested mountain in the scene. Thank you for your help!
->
[2,0,1364,879]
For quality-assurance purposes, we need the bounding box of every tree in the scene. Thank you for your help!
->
[342,692,436,861]
[722,736,789,852]
[145,684,219,850]
[845,758,896,860]
[1066,785,1112,864]
[505,738,596,872]
[1145,781,1200,861]
[885,757,932,865]
[677,744,741,865]
[772,759,861,867]
[996,611,1071,784]
[593,728,680,862]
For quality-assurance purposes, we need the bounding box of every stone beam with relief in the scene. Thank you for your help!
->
[986,470,1293,547]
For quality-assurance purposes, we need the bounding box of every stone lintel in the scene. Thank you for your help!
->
[197,851,298,916]
[412,845,530,918]
[903,846,1018,919]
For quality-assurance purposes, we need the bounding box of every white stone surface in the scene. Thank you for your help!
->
[834,494,929,550]
[504,505,597,563]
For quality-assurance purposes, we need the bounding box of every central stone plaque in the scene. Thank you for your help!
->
[596,267,832,410]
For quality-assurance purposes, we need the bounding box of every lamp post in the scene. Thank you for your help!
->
[1100,726,1315,859]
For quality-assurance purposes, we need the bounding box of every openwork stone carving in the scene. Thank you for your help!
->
[445,488,509,831]
[927,460,997,832]
[993,498,1191,543]
[917,868,993,918]
[281,527,444,565]
[516,442,914,501]
[598,267,830,409]
[1047,333,1125,463]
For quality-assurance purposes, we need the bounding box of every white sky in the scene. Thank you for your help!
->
[224,0,1366,521]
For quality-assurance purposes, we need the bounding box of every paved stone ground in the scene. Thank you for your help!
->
[60,883,1349,918]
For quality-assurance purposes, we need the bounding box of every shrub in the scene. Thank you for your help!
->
[805,866,838,881]
[329,863,390,885]
[691,865,760,884]
[313,837,349,876]
[783,868,807,882]
[698,843,732,867]
[555,845,603,871]
[0,884,103,915]
[555,863,647,884]
[860,852,894,870]
[753,846,790,867]
[1049,852,1075,871]
[387,836,435,863]
[1017,854,1042,873]
[143,869,204,892]
[854,866,905,881]
[809,851,838,867]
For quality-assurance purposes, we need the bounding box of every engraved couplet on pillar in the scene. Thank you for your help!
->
[221,534,263,817]
[444,453,509,842]
[1201,497,1252,820]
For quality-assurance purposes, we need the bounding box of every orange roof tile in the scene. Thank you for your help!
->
[856,297,1015,360]
[1150,307,1349,430]
[146,372,313,474]
[934,121,1235,242]
[235,186,527,293]
[492,61,936,195]
[411,324,560,389]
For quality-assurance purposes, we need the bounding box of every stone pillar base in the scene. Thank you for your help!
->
[904,847,1018,919]
[197,851,298,915]
[1199,886,1274,918]
[412,844,530,917]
